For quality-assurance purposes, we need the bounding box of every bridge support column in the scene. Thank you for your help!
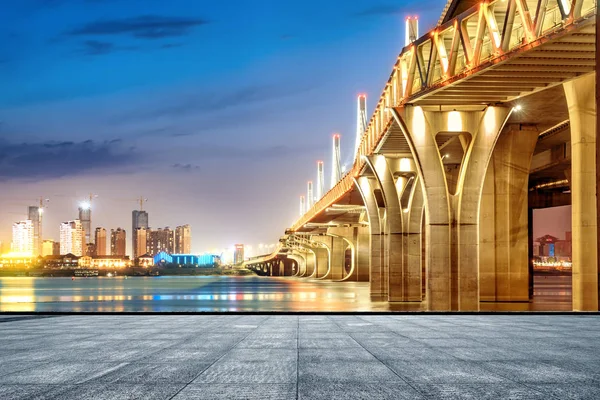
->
[355,177,386,298]
[365,155,419,301]
[480,125,538,302]
[355,226,370,281]
[393,105,512,311]
[565,73,598,311]
[310,237,331,278]
[405,180,424,302]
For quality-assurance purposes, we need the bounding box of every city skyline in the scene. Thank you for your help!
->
[0,0,446,251]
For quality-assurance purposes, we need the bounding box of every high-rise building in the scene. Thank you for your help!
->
[94,228,107,256]
[175,225,192,254]
[12,220,34,255]
[110,228,126,257]
[52,241,60,256]
[132,210,149,259]
[134,228,148,259]
[60,220,84,256]
[78,203,92,245]
[42,240,59,256]
[147,227,174,256]
[28,206,42,256]
[85,243,96,257]
[234,244,245,265]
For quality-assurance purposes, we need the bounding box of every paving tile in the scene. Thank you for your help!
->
[45,383,184,400]
[412,383,548,399]
[299,337,361,349]
[0,362,126,384]
[174,383,296,399]
[193,359,297,384]
[0,384,72,400]
[96,362,212,384]
[299,348,377,363]
[482,360,596,383]
[298,381,423,399]
[526,383,600,399]
[385,359,507,384]
[299,360,400,383]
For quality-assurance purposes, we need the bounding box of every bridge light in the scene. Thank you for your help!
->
[514,104,522,111]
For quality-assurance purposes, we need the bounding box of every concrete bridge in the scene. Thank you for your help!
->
[245,0,599,311]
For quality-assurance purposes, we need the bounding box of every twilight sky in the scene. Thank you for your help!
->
[0,0,446,255]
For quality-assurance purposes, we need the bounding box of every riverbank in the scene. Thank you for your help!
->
[0,267,256,278]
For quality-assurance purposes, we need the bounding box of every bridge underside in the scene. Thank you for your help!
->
[246,0,598,311]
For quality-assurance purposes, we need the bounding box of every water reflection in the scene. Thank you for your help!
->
[0,274,572,312]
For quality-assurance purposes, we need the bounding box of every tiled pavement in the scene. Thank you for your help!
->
[0,315,599,399]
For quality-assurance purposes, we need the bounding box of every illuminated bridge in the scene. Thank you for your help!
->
[245,0,598,311]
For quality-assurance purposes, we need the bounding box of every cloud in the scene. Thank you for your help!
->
[188,144,318,160]
[0,138,140,181]
[171,163,200,171]
[76,40,139,56]
[66,15,210,40]
[124,82,315,123]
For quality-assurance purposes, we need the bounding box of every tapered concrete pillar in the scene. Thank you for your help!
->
[564,73,598,311]
[480,125,538,302]
[355,176,385,298]
[328,226,358,281]
[310,237,331,279]
[393,106,512,310]
[355,226,370,281]
[366,155,408,302]
[303,250,316,277]
[405,179,424,301]
[328,235,346,280]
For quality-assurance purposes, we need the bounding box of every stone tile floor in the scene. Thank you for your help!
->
[0,315,598,399]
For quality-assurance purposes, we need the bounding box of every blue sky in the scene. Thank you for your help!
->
[0,0,445,254]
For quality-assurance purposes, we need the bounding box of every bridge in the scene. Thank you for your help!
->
[245,0,598,311]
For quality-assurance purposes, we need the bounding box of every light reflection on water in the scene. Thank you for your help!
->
[0,276,382,312]
[0,274,572,312]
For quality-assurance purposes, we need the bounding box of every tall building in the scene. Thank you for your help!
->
[27,206,42,256]
[234,244,245,265]
[12,220,34,255]
[85,243,96,257]
[134,228,148,259]
[175,225,192,254]
[132,210,149,259]
[94,228,107,256]
[60,220,84,256]
[147,227,174,256]
[42,240,59,256]
[78,203,91,244]
[110,228,126,257]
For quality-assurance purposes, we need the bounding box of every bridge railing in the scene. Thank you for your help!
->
[290,0,596,232]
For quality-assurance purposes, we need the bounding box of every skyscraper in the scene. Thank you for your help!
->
[12,220,34,255]
[147,227,174,256]
[94,227,107,256]
[175,225,192,254]
[134,228,148,259]
[110,228,126,257]
[132,210,149,259]
[27,206,42,256]
[78,203,91,245]
[234,244,245,265]
[60,220,84,256]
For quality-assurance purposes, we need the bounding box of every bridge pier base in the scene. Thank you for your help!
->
[394,105,512,311]
[480,125,539,302]
[565,73,599,311]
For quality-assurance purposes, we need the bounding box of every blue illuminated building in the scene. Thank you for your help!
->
[154,251,217,267]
